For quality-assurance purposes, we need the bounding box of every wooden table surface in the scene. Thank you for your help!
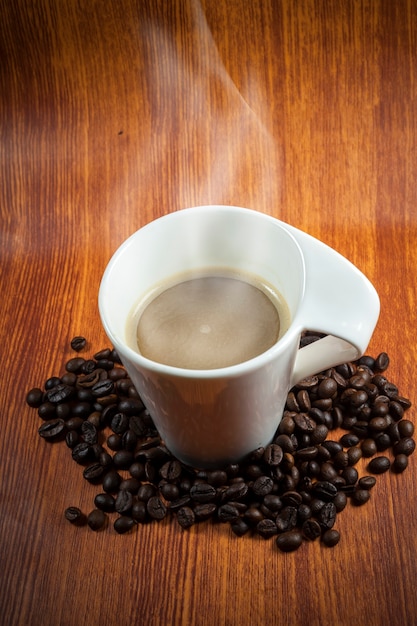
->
[1,1,416,625]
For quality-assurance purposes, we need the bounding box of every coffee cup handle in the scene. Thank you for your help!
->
[283,223,380,387]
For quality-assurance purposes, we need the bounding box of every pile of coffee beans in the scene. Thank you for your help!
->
[25,335,414,552]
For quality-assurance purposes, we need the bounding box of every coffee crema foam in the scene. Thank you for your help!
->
[127,269,290,370]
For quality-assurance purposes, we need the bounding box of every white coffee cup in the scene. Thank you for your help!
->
[99,206,379,468]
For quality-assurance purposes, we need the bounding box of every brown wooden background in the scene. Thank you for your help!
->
[1,1,416,625]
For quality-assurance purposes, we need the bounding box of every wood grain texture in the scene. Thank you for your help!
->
[1,1,416,624]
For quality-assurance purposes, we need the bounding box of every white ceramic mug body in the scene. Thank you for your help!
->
[99,206,379,468]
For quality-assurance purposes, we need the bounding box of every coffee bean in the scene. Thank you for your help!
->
[256,518,278,538]
[71,336,87,352]
[131,500,147,522]
[94,493,116,512]
[316,503,336,532]
[392,454,408,473]
[115,490,133,515]
[87,509,107,531]
[302,519,322,541]
[114,516,137,534]
[367,456,391,474]
[318,378,338,399]
[177,506,195,528]
[263,443,283,466]
[83,463,105,483]
[102,470,122,494]
[64,506,86,525]
[26,387,44,408]
[276,530,303,552]
[146,496,167,520]
[38,418,65,440]
[190,483,217,503]
[252,475,274,496]
[66,357,86,373]
[321,529,340,547]
[217,503,240,523]
[351,489,371,506]
[393,437,415,457]
[358,476,377,490]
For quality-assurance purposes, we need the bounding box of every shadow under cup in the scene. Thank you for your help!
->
[99,207,307,468]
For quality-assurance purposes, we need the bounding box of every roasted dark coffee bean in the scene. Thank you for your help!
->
[64,506,86,525]
[80,420,98,444]
[38,402,56,420]
[66,430,79,448]
[223,482,248,501]
[71,402,92,418]
[297,503,312,522]
[374,433,392,451]
[113,450,134,469]
[115,490,133,515]
[94,493,116,512]
[310,424,329,445]
[318,377,338,399]
[358,476,377,490]
[351,489,371,506]
[282,491,302,507]
[177,506,195,528]
[313,481,338,501]
[252,475,274,496]
[190,483,217,503]
[217,503,240,523]
[193,503,217,520]
[367,456,391,474]
[341,466,358,486]
[393,437,416,456]
[169,495,192,512]
[76,388,94,403]
[333,491,347,512]
[147,496,167,520]
[117,398,145,415]
[46,384,74,404]
[319,462,338,481]
[302,518,321,541]
[26,387,44,408]
[137,483,157,502]
[81,359,97,375]
[263,443,283,466]
[91,379,114,398]
[131,500,147,523]
[231,518,250,536]
[66,357,86,373]
[83,463,105,483]
[160,483,180,501]
[276,506,297,532]
[45,376,62,390]
[107,433,122,451]
[256,518,278,538]
[392,454,409,473]
[70,336,87,352]
[276,530,303,552]
[294,413,316,432]
[119,478,141,494]
[71,442,92,464]
[361,438,377,457]
[347,446,362,466]
[110,412,130,435]
[321,529,341,547]
[317,502,336,529]
[339,433,360,447]
[55,403,70,420]
[93,348,112,360]
[129,462,146,480]
[114,516,137,534]
[38,418,65,440]
[207,470,228,486]
[121,429,138,451]
[102,470,122,493]
[87,508,107,531]
[159,460,182,481]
